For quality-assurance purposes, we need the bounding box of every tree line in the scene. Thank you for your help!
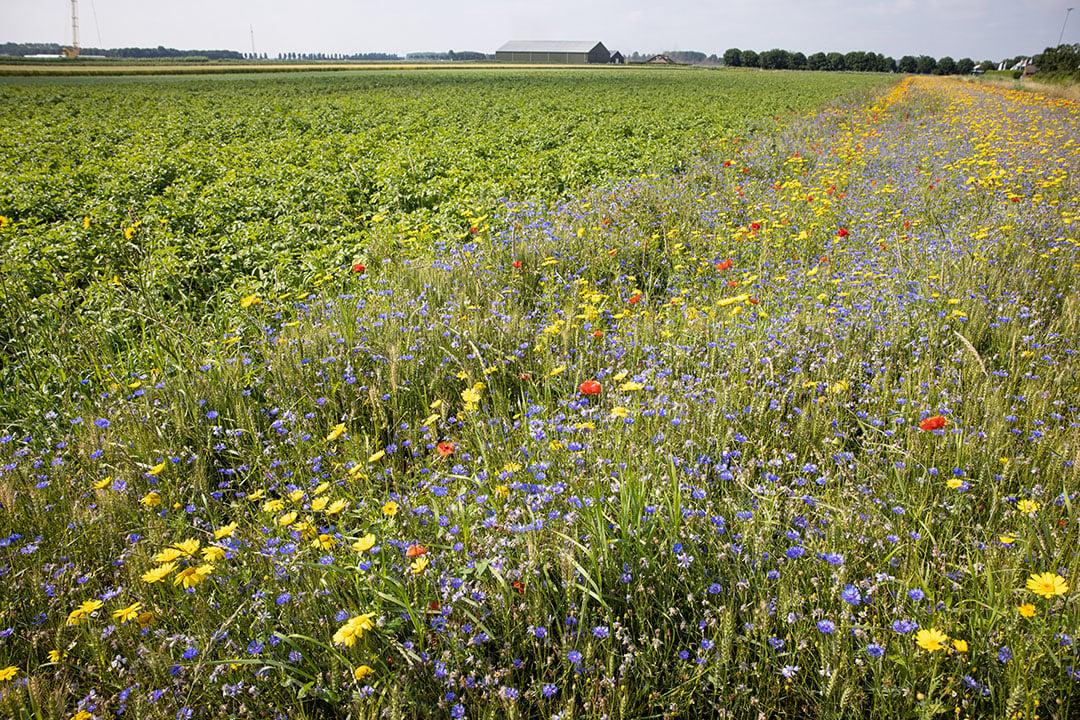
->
[721,48,990,74]
[0,42,242,60]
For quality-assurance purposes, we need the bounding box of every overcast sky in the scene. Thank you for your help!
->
[1,0,1076,60]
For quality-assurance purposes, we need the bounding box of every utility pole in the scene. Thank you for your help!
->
[71,0,80,57]
[250,24,257,59]
[1060,7,1074,47]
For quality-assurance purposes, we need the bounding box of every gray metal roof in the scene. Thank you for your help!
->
[497,41,605,53]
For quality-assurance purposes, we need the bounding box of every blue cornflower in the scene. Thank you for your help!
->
[701,638,714,651]
[998,646,1012,665]
[785,546,806,559]
[892,620,918,634]
[593,626,609,639]
[817,620,836,634]
[865,642,885,658]
[708,583,722,594]
[568,650,582,666]
[95,418,110,429]
[542,683,557,697]
[842,585,861,606]
[907,589,925,602]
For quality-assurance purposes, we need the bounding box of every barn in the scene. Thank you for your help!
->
[496,41,611,64]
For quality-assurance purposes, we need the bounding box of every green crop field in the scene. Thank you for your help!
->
[1,68,1079,720]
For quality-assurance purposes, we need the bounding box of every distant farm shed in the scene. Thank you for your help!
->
[496,41,611,64]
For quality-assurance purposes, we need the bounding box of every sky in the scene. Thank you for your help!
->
[1,0,1077,61]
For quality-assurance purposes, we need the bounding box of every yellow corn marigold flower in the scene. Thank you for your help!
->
[240,294,261,308]
[946,478,964,490]
[353,533,376,552]
[0,666,16,682]
[173,538,200,557]
[354,665,375,680]
[72,711,92,720]
[368,449,385,463]
[154,547,184,563]
[141,491,161,507]
[410,555,430,574]
[313,533,337,550]
[262,499,285,513]
[915,628,949,653]
[277,511,298,527]
[619,381,644,392]
[214,522,238,539]
[951,639,968,653]
[381,500,399,516]
[202,545,228,563]
[1018,603,1037,618]
[327,499,349,515]
[142,561,176,584]
[93,477,111,490]
[288,488,305,503]
[48,650,66,663]
[333,612,377,647]
[310,495,329,512]
[136,611,155,627]
[326,423,347,442]
[112,602,143,624]
[1026,572,1068,599]
[147,461,167,476]
[174,564,213,589]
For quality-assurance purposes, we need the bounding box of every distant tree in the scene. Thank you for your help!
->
[791,51,807,70]
[936,56,956,75]
[844,51,870,72]
[883,56,897,73]
[759,48,791,69]
[916,55,937,74]
[897,55,917,73]
[1035,44,1080,79]
[723,48,742,67]
[806,52,828,71]
[956,57,975,74]
[827,52,846,71]
[740,49,759,67]
[668,50,707,64]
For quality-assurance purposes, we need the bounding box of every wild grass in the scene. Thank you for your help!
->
[0,73,1078,719]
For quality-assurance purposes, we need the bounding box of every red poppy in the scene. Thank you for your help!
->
[518,372,532,381]
[579,380,602,396]
[748,297,759,305]
[512,581,525,595]
[592,330,604,338]
[716,259,732,271]
[470,226,479,234]
[728,280,739,288]
[512,260,522,269]
[837,227,850,238]
[436,441,455,457]
[405,544,428,558]
[904,220,911,228]
[352,263,366,274]
[919,415,947,431]
[628,293,642,304]
[750,222,761,232]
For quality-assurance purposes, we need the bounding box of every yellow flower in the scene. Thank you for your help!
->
[1017,603,1037,618]
[951,639,968,653]
[153,547,184,563]
[610,406,629,419]
[1017,499,1040,515]
[333,612,377,647]
[619,381,645,392]
[66,598,103,626]
[72,712,93,720]
[354,665,375,680]
[142,561,176,584]
[47,650,66,663]
[141,491,161,507]
[262,499,285,513]
[277,511,298,526]
[214,522,238,539]
[174,564,213,589]
[288,488,306,503]
[313,533,337,550]
[310,496,329,512]
[915,628,949,653]
[326,423,347,442]
[147,461,167,476]
[999,534,1017,545]
[494,485,509,500]
[112,602,143,624]
[240,294,261,308]
[173,538,200,557]
[202,545,228,563]
[1026,572,1068,599]
[136,611,155,627]
[0,666,16,682]
[353,533,377,552]
[313,481,330,495]
[326,499,349,515]
[410,555,430,574]
[368,450,386,463]
[946,478,964,490]
[93,477,111,490]
[381,500,399,517]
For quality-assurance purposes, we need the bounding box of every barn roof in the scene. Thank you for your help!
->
[497,41,606,53]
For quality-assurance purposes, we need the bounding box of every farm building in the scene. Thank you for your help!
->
[496,41,611,64]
